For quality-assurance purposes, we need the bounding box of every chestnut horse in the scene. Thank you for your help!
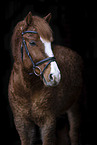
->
[8,12,83,145]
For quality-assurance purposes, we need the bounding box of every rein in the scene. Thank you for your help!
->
[21,31,56,80]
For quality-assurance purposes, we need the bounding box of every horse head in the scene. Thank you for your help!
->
[11,12,61,87]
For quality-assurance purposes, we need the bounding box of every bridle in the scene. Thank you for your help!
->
[21,30,56,81]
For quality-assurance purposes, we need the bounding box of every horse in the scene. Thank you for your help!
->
[8,12,84,145]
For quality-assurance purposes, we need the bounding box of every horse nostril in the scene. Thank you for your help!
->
[49,74,54,81]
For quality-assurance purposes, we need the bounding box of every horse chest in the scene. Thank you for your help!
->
[30,90,58,116]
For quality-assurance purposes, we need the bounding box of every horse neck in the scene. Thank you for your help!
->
[13,62,43,92]
[21,64,44,91]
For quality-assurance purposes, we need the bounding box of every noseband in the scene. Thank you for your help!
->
[21,31,56,79]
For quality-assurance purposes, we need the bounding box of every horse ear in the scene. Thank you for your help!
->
[44,13,52,23]
[25,11,33,25]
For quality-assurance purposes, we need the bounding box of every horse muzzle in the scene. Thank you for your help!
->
[43,61,61,87]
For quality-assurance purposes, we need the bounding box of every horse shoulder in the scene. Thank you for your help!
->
[53,45,83,101]
[8,63,31,110]
[53,45,83,71]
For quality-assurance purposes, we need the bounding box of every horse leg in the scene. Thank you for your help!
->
[67,102,81,145]
[14,116,39,145]
[56,115,71,145]
[41,117,56,145]
[56,125,71,145]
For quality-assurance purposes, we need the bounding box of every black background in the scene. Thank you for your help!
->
[1,0,97,145]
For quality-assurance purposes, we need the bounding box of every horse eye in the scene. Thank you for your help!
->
[29,40,36,46]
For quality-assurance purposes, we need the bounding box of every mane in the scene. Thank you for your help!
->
[11,20,25,62]
[33,16,53,41]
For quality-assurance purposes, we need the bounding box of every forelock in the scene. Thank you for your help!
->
[33,16,53,42]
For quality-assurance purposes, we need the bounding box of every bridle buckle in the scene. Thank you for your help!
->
[33,66,42,76]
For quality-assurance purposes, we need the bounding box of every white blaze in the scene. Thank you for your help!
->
[40,37,61,85]
[40,37,54,57]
